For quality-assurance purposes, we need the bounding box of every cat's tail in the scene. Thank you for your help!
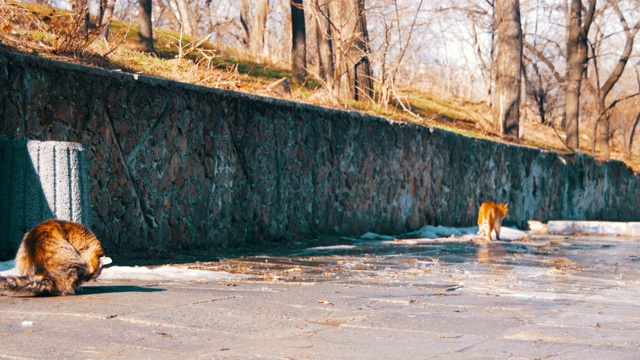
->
[0,274,57,296]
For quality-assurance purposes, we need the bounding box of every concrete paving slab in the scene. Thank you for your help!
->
[1,234,639,359]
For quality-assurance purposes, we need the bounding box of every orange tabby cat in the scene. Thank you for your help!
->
[0,219,111,296]
[477,201,509,241]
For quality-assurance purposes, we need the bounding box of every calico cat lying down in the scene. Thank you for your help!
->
[0,219,111,296]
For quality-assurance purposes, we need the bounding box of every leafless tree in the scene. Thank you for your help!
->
[622,63,640,157]
[240,0,269,60]
[564,0,596,150]
[313,0,335,89]
[195,1,247,49]
[626,98,640,157]
[493,0,522,138]
[368,0,425,113]
[309,0,373,101]
[585,2,640,158]
[434,1,495,103]
[98,0,116,40]
[139,0,154,51]
[523,54,562,126]
[521,0,564,127]
[97,0,640,160]
[154,0,198,37]
[291,0,307,85]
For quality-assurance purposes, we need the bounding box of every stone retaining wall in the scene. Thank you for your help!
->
[1,50,639,257]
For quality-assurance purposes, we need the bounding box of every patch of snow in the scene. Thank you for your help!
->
[0,260,18,276]
[497,227,528,241]
[361,225,527,242]
[0,261,247,282]
[527,220,547,233]
[0,260,15,271]
[359,232,396,240]
[361,226,480,241]
[381,238,465,245]
[306,245,358,251]
[98,265,249,282]
[406,225,478,239]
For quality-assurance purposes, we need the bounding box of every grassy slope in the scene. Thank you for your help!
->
[1,2,638,171]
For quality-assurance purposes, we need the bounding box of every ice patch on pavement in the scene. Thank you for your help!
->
[0,225,528,282]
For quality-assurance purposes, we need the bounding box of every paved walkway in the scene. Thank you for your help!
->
[1,233,639,359]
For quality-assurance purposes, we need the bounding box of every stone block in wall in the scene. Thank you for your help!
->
[2,50,640,254]
[0,140,90,260]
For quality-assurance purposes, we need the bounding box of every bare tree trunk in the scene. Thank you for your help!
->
[328,0,343,97]
[239,0,269,60]
[334,0,373,101]
[492,0,522,138]
[98,0,116,41]
[488,7,496,108]
[139,0,154,51]
[564,0,595,150]
[291,0,307,85]
[240,1,251,46]
[591,99,610,156]
[627,111,640,158]
[252,0,268,56]
[520,63,527,131]
[314,0,334,87]
[173,0,197,37]
[351,0,373,101]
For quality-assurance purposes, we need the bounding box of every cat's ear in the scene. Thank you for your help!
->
[100,256,113,266]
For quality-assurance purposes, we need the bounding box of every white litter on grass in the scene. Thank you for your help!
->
[98,265,249,282]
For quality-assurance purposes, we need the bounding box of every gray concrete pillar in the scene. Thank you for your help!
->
[0,140,90,260]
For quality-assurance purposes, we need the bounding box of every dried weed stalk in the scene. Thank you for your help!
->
[38,1,108,57]
[0,0,44,32]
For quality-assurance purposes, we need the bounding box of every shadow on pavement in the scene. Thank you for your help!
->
[81,285,166,294]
